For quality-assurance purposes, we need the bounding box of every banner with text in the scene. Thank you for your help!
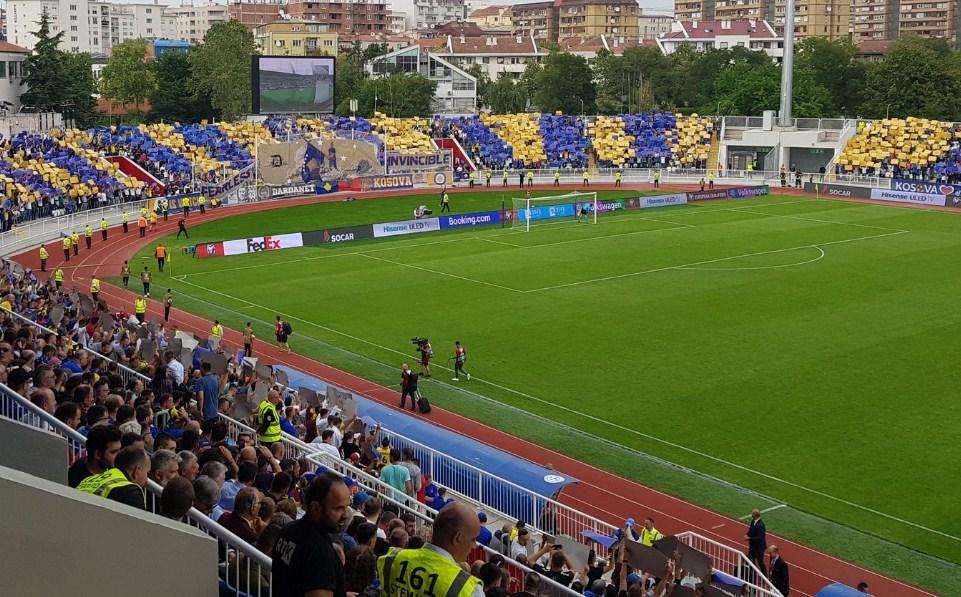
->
[801,182,872,199]
[440,210,501,229]
[197,232,304,258]
[727,185,770,199]
[386,150,453,173]
[870,188,946,206]
[892,179,961,196]
[373,217,441,238]
[362,174,416,191]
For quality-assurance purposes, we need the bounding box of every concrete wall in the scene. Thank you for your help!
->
[0,465,218,597]
[0,415,67,484]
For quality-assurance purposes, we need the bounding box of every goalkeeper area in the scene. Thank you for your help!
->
[512,191,599,230]
[124,189,961,590]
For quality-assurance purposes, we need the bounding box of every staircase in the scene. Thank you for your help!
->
[106,155,165,194]
[706,131,721,172]
[587,150,598,174]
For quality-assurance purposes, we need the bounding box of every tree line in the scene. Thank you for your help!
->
[20,13,961,127]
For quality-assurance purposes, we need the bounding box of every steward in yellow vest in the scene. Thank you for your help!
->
[134,296,147,323]
[90,277,100,301]
[257,391,282,445]
[77,447,148,510]
[39,245,48,271]
[54,268,64,288]
[84,225,93,249]
[211,320,224,339]
[71,232,79,255]
[122,211,129,233]
[100,218,108,241]
[62,236,71,261]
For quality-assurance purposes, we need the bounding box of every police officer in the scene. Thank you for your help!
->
[378,502,484,597]
[271,472,351,597]
[257,389,282,446]
[122,211,129,233]
[90,277,100,303]
[39,244,48,272]
[100,217,108,241]
[53,267,64,289]
[163,289,173,322]
[134,295,147,323]
[77,446,150,510]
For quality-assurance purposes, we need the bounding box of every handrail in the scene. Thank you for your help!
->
[0,305,152,386]
[0,382,273,592]
[677,531,784,597]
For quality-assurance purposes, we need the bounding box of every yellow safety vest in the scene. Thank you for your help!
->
[161,199,168,209]
[468,171,475,180]
[140,207,148,218]
[640,527,663,547]
[135,298,147,314]
[654,171,661,180]
[616,171,622,180]
[211,324,223,338]
[85,225,92,237]
[257,399,281,444]
[526,171,533,179]
[554,172,560,180]
[708,172,715,181]
[91,278,100,293]
[199,195,206,205]
[77,468,136,498]
[101,220,108,231]
[71,233,79,245]
[182,197,190,207]
[377,547,481,597]
[54,269,64,282]
[63,237,71,249]
[122,212,129,223]
[39,247,48,260]
[582,171,589,179]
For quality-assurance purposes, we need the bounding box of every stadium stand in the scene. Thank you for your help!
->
[0,246,783,596]
[483,113,547,168]
[370,113,434,154]
[836,116,961,180]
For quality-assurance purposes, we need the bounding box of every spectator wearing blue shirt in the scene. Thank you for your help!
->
[279,406,298,436]
[429,487,451,511]
[219,460,258,511]
[477,512,493,546]
[195,362,222,422]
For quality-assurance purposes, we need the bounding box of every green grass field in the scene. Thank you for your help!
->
[119,190,961,592]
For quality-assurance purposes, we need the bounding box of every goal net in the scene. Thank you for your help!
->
[511,192,598,231]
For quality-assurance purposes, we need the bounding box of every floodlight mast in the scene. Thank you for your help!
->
[778,0,796,127]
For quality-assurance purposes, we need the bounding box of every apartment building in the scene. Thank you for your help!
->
[430,33,543,79]
[254,20,337,55]
[467,5,511,30]
[228,1,283,30]
[638,10,672,39]
[165,3,228,45]
[511,0,638,42]
[285,0,389,34]
[657,19,785,61]
[7,0,169,54]
[388,0,467,32]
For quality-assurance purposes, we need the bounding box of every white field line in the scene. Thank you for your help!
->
[674,246,825,271]
[169,267,961,546]
[525,231,909,293]
[356,252,526,293]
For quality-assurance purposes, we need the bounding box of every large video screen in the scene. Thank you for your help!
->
[252,56,335,115]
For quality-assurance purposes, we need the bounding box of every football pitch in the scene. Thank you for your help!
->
[124,189,961,588]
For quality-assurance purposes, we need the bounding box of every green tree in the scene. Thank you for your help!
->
[534,52,595,114]
[20,13,67,110]
[190,21,256,121]
[487,73,527,114]
[519,61,541,109]
[683,47,769,112]
[357,73,436,117]
[714,62,832,118]
[60,52,98,127]
[98,39,156,118]
[860,36,961,120]
[794,37,865,116]
[148,50,215,123]
[335,41,367,115]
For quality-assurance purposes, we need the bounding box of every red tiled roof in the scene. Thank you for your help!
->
[470,6,507,18]
[664,20,779,40]
[856,40,890,55]
[0,41,30,54]
[442,35,540,54]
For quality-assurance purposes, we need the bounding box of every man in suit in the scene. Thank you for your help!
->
[768,545,790,596]
[746,508,767,575]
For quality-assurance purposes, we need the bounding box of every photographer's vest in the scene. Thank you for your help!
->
[77,468,136,498]
[377,547,481,597]
[257,399,281,444]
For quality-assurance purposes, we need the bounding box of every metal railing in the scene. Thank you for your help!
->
[723,116,852,131]
[0,305,151,388]
[0,382,272,596]
[0,197,150,256]
[678,531,784,597]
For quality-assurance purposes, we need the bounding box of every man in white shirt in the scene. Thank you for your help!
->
[511,528,531,561]
[166,352,185,385]
[311,429,341,461]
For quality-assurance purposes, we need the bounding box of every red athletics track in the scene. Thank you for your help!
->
[10,184,939,597]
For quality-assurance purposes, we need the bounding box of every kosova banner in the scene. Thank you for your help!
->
[386,150,453,173]
[892,179,961,196]
[440,210,501,229]
[363,174,416,191]
[373,217,441,238]
[870,188,946,206]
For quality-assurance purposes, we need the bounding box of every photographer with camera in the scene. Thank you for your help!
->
[412,337,433,378]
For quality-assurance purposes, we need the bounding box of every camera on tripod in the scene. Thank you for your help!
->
[411,337,429,352]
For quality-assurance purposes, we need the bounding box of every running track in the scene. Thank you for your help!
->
[10,184,938,597]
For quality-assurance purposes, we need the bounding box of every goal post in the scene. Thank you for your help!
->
[511,192,598,231]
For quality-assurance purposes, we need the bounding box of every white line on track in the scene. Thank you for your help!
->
[167,254,961,547]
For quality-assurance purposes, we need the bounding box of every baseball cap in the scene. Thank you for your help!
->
[349,452,361,462]
[343,477,356,488]
[352,491,370,508]
[478,512,488,522]
[627,574,642,586]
